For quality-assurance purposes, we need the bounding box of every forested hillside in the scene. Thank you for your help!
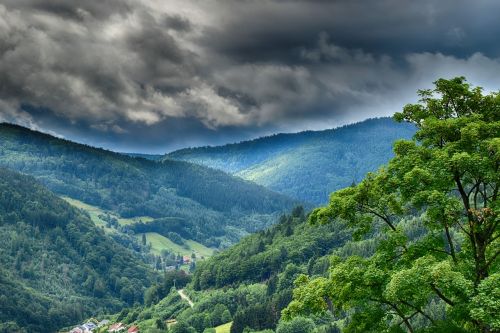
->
[99,78,498,333]
[0,168,157,332]
[100,207,355,333]
[284,78,500,332]
[0,124,297,247]
[167,118,415,204]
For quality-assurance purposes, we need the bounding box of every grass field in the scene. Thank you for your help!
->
[63,196,216,258]
[62,196,112,231]
[62,196,153,226]
[138,232,215,258]
[215,322,232,333]
[117,215,154,225]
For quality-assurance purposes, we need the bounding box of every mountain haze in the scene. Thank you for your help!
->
[167,118,416,204]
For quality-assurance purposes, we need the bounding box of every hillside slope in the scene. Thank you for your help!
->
[0,168,156,332]
[99,207,354,333]
[0,123,297,247]
[105,203,386,333]
[167,118,415,204]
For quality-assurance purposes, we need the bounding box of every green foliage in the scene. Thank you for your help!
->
[0,124,296,246]
[285,77,500,333]
[118,208,352,333]
[221,309,232,324]
[168,232,186,245]
[470,273,500,330]
[168,118,415,204]
[171,321,197,333]
[0,168,156,332]
[145,270,191,306]
[192,210,349,290]
[230,303,275,333]
[275,316,315,333]
[203,328,217,333]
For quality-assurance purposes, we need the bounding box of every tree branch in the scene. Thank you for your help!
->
[362,205,397,232]
[485,250,500,271]
[444,224,457,264]
[400,300,436,325]
[430,283,455,306]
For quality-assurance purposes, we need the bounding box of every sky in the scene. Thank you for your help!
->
[1,0,500,153]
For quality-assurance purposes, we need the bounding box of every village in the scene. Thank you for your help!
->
[67,314,145,333]
[67,255,195,333]
[67,287,195,333]
[68,320,139,333]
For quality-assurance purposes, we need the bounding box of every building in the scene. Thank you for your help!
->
[108,323,126,332]
[128,325,140,333]
[83,322,97,332]
[98,320,110,327]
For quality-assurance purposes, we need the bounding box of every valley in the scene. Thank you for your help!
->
[0,79,498,333]
[1,1,499,332]
[0,123,297,248]
[62,197,215,259]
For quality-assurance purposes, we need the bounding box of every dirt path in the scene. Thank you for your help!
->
[178,289,194,308]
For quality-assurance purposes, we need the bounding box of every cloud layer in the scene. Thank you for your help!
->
[1,0,500,152]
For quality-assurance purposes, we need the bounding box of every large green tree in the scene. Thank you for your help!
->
[284,77,499,332]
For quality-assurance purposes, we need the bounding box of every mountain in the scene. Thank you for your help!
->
[0,123,297,248]
[167,118,416,204]
[124,153,164,161]
[0,168,157,332]
[96,97,498,332]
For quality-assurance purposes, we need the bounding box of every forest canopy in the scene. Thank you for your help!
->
[0,168,156,332]
[285,77,500,333]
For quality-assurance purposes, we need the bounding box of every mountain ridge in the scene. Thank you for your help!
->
[167,117,416,204]
[0,123,297,247]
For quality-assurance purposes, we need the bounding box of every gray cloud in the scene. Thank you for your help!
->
[0,0,500,152]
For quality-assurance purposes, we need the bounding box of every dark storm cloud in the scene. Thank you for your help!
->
[1,0,500,152]
[205,0,500,62]
[2,0,134,20]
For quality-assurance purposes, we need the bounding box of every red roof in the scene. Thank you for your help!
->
[109,323,125,332]
[128,325,139,333]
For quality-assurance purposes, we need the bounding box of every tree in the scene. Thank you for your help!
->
[221,309,232,324]
[285,78,500,333]
[211,304,230,326]
[170,321,197,333]
[156,318,166,330]
[276,316,315,333]
[203,329,216,333]
[231,304,275,333]
[142,233,147,246]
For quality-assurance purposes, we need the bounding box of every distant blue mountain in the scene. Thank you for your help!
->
[124,153,164,161]
[167,118,416,204]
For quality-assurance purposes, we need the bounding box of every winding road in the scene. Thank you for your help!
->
[178,289,194,308]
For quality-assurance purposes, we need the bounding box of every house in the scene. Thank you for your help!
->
[70,327,84,333]
[182,255,191,264]
[128,325,140,333]
[83,322,97,332]
[98,320,110,327]
[108,323,126,332]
